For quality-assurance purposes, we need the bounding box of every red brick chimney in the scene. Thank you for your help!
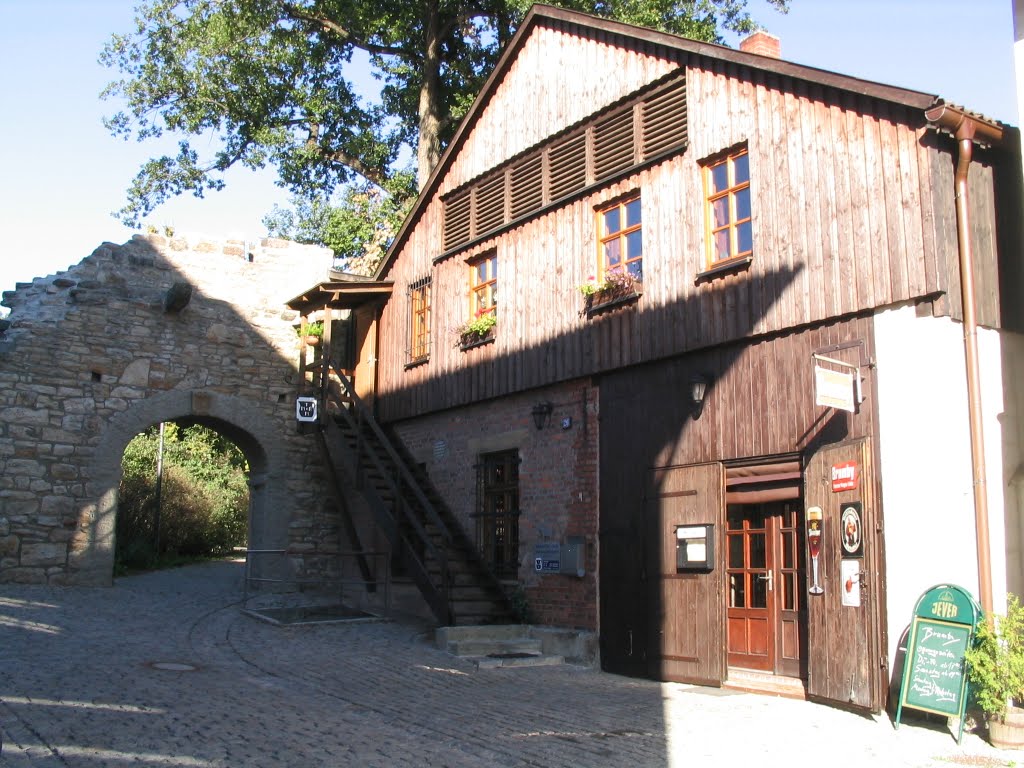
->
[739,30,781,59]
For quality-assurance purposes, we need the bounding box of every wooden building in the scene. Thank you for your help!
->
[292,6,1023,713]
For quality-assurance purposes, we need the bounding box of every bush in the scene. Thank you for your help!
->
[965,594,1024,722]
[116,424,249,572]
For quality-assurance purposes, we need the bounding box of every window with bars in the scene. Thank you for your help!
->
[597,195,643,281]
[474,449,520,578]
[408,276,432,364]
[469,251,498,318]
[703,146,752,267]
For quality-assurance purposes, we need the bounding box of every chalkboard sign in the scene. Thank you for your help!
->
[895,585,980,744]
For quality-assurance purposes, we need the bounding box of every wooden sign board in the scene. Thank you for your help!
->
[895,585,979,744]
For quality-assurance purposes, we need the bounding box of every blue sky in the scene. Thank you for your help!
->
[0,0,1016,297]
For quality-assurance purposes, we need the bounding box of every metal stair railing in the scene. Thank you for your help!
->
[315,356,454,624]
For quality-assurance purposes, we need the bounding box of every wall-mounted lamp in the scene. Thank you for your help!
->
[531,402,554,430]
[690,375,709,420]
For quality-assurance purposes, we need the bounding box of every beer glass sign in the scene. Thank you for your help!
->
[806,505,824,595]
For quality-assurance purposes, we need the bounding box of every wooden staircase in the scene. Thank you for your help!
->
[312,362,515,627]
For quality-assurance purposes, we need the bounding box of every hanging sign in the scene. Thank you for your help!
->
[813,354,860,413]
[895,584,980,744]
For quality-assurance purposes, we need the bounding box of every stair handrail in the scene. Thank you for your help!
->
[317,357,454,549]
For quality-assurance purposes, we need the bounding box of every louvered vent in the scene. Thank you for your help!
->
[509,155,543,220]
[594,109,635,179]
[548,133,587,201]
[443,189,472,251]
[440,73,688,255]
[474,174,506,235]
[642,77,687,160]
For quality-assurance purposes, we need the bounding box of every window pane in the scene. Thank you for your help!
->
[783,572,796,611]
[782,531,794,569]
[730,574,745,608]
[727,507,743,530]
[626,261,643,281]
[752,574,767,608]
[626,230,643,260]
[711,197,730,228]
[749,533,766,569]
[604,239,621,266]
[603,207,621,235]
[709,162,729,194]
[735,187,751,222]
[713,230,731,261]
[625,198,641,227]
[737,221,753,255]
[728,534,744,568]
[733,152,750,184]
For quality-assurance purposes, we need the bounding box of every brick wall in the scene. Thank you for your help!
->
[392,378,599,630]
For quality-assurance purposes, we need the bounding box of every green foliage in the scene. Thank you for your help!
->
[102,0,787,230]
[455,312,497,344]
[116,423,249,572]
[965,595,1024,721]
[264,173,417,275]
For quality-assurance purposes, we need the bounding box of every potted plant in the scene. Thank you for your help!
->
[455,312,497,349]
[579,270,643,316]
[964,594,1024,748]
[296,320,324,346]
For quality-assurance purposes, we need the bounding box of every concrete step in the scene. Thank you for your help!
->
[475,653,565,670]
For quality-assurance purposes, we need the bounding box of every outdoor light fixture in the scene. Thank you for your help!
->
[690,375,708,420]
[531,402,554,430]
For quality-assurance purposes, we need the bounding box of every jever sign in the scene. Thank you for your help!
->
[831,461,858,492]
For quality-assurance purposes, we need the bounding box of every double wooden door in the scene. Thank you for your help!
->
[726,501,805,677]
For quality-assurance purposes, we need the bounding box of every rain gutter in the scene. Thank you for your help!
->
[924,102,1006,616]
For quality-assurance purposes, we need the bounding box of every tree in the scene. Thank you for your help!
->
[102,0,787,228]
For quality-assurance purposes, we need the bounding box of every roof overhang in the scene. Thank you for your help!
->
[286,277,394,313]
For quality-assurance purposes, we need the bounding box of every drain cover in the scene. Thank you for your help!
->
[149,662,198,672]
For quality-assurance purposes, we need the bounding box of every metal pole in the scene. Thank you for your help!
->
[154,421,165,557]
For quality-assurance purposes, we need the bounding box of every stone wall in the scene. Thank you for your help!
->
[0,233,342,586]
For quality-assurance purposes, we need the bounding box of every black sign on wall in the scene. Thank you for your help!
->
[840,501,863,558]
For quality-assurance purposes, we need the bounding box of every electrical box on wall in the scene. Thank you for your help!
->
[559,536,585,577]
[676,524,714,572]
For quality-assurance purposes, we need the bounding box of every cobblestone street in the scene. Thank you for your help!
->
[0,561,1015,767]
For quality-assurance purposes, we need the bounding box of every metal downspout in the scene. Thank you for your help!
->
[925,104,1006,615]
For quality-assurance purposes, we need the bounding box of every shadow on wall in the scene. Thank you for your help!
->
[0,234,342,587]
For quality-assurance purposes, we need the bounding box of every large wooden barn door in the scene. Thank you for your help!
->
[804,438,884,712]
[646,463,726,686]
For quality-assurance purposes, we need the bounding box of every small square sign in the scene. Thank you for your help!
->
[296,396,318,423]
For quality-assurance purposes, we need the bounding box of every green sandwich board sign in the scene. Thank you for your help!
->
[895,584,980,744]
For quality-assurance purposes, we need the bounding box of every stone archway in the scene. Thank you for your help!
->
[0,234,343,586]
[78,389,287,586]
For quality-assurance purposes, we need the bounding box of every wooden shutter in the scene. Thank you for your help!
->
[509,155,543,220]
[593,109,636,180]
[642,76,688,160]
[547,133,587,201]
[443,189,472,251]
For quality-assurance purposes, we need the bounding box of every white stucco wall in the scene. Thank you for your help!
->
[874,305,1011,672]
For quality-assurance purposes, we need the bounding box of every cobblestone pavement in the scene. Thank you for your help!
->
[0,560,1017,767]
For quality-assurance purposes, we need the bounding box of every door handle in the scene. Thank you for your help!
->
[757,571,774,591]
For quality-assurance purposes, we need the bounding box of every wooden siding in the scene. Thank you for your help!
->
[443,21,680,193]
[376,53,1007,424]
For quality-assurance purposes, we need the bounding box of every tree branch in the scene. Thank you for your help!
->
[282,3,409,58]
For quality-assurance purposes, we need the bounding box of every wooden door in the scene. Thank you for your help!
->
[646,462,726,686]
[804,437,884,712]
[353,306,378,407]
[726,501,806,676]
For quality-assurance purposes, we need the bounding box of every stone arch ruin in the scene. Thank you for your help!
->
[0,234,340,586]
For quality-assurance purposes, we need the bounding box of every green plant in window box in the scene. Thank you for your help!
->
[454,312,497,347]
[581,270,643,314]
